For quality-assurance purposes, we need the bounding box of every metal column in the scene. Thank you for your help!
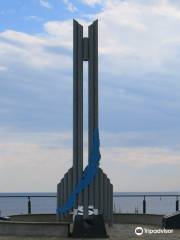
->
[88,20,98,208]
[110,184,113,226]
[56,182,61,221]
[98,168,104,214]
[73,20,83,207]
[60,179,64,221]
[103,174,108,221]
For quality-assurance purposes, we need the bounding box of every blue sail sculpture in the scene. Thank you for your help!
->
[56,128,101,214]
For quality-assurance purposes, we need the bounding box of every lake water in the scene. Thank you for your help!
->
[0,192,179,217]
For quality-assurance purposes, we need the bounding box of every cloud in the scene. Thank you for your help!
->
[44,20,73,49]
[0,146,72,192]
[101,145,180,191]
[63,0,78,12]
[0,23,73,132]
[0,132,72,191]
[40,0,180,76]
[0,1,180,136]
[94,0,180,75]
[39,0,53,9]
[0,131,179,192]
[0,29,71,70]
[26,16,44,22]
[101,147,180,168]
[0,0,180,133]
[81,0,103,6]
[0,0,180,191]
[0,65,8,72]
[100,130,180,149]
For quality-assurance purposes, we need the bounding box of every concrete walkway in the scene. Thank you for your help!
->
[0,224,180,239]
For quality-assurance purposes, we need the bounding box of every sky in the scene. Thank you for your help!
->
[0,0,180,192]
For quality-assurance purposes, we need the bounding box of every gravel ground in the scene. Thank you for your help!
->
[0,224,180,240]
[108,224,180,240]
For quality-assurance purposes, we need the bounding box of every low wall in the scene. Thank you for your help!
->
[9,213,164,226]
[0,213,164,237]
[113,213,163,226]
[9,214,57,222]
[0,220,69,237]
[10,213,73,223]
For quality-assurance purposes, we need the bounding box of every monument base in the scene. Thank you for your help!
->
[71,214,108,238]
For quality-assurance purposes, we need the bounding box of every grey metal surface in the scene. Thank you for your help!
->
[88,20,98,133]
[94,172,99,209]
[103,174,108,221]
[107,178,110,224]
[88,178,94,207]
[60,178,64,221]
[98,168,103,214]
[64,173,68,220]
[64,174,68,204]
[83,187,89,218]
[68,168,73,212]
[110,184,113,226]
[83,37,89,61]
[88,20,98,207]
[73,20,83,207]
[56,182,61,221]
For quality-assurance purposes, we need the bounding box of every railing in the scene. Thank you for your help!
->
[113,194,180,214]
[0,194,179,216]
[0,194,56,216]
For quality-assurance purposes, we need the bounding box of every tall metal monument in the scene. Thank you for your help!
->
[57,20,113,236]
